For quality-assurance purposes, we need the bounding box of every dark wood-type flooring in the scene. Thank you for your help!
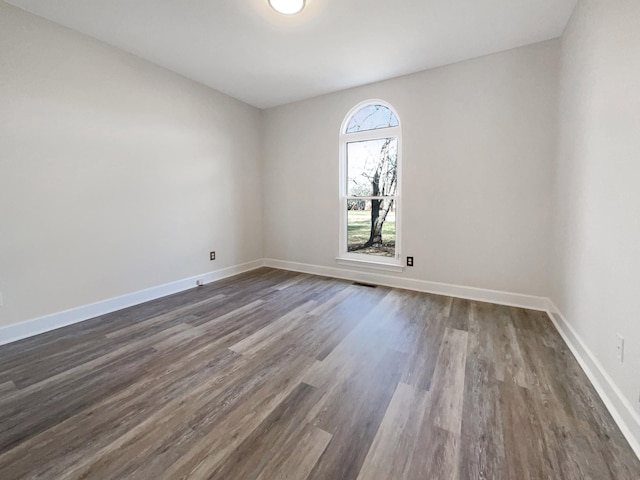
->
[0,268,638,479]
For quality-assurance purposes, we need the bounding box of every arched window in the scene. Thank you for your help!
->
[339,101,401,266]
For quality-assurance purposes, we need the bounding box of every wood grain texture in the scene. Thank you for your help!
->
[356,382,431,480]
[0,268,637,479]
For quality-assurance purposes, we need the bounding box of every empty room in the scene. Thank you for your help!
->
[1,0,639,478]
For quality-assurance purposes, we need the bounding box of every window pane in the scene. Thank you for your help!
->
[345,105,399,133]
[347,201,396,257]
[347,138,398,197]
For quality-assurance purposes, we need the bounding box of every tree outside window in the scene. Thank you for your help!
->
[340,102,401,262]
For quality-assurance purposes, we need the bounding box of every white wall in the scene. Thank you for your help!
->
[263,40,560,297]
[0,2,263,329]
[552,0,640,440]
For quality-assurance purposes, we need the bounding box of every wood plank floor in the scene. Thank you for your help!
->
[0,267,638,479]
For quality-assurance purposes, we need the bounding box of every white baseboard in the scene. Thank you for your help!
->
[546,300,640,459]
[0,259,264,346]
[263,258,549,311]
[0,258,546,346]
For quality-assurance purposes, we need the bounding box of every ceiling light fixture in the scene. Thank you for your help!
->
[268,0,305,15]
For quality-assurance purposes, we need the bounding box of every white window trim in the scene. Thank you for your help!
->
[337,100,403,269]
[335,256,405,273]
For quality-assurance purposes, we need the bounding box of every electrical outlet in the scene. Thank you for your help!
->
[407,256,414,267]
[616,334,624,363]
[210,251,216,261]
[0,291,3,307]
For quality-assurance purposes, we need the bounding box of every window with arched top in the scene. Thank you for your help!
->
[339,101,401,268]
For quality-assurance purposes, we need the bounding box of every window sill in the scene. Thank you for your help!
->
[335,257,405,273]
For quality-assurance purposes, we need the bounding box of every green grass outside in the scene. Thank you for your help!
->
[347,210,396,257]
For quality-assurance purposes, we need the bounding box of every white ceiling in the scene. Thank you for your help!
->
[7,0,577,109]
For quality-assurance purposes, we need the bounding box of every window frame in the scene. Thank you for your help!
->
[337,100,403,270]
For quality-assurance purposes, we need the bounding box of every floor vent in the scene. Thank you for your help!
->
[352,282,378,288]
